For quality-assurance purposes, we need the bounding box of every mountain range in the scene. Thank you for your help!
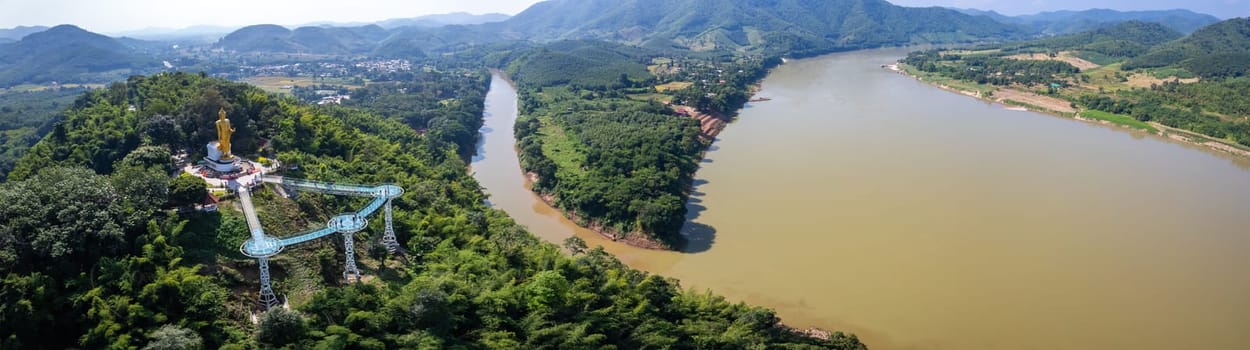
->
[0,2,1239,87]
[216,24,391,54]
[488,0,1025,55]
[212,13,514,55]
[214,0,1030,56]
[210,1,1225,57]
[955,8,1220,35]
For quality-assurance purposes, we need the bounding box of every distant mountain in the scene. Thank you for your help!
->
[491,0,1026,56]
[291,25,389,53]
[1041,21,1182,47]
[217,25,299,52]
[1125,18,1250,77]
[32,1,1028,63]
[110,25,238,43]
[376,12,511,29]
[216,24,390,54]
[956,8,1220,35]
[0,26,49,41]
[372,25,496,58]
[952,9,1015,23]
[997,21,1183,62]
[0,25,160,86]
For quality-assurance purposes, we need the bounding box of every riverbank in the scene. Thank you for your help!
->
[889,63,1250,159]
[487,71,670,250]
[675,105,729,141]
[508,54,780,252]
[524,171,670,250]
[480,49,1250,350]
[521,97,757,250]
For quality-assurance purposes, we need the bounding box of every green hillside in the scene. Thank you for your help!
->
[506,40,654,87]
[370,25,501,58]
[495,0,1026,55]
[990,21,1184,61]
[958,9,1220,35]
[0,25,160,86]
[0,88,82,180]
[1125,18,1250,77]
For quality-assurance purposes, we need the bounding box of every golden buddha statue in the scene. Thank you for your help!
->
[215,107,235,159]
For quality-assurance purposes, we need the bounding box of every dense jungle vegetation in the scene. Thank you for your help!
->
[0,71,864,349]
[0,88,83,180]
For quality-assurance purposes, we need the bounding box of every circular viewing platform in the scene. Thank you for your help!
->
[376,184,404,199]
[329,213,368,233]
[241,235,284,258]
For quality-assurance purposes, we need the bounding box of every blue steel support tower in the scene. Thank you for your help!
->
[381,199,399,253]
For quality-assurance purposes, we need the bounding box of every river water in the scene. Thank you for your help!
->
[470,50,1250,350]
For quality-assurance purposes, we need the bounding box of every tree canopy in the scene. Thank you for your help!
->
[0,69,863,349]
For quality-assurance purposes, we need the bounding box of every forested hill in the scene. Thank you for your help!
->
[1,71,865,349]
[491,0,1026,56]
[505,40,654,87]
[990,21,1184,61]
[215,24,391,54]
[0,25,160,86]
[957,9,1219,35]
[1125,18,1250,76]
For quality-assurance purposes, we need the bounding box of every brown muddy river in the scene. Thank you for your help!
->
[471,50,1250,350]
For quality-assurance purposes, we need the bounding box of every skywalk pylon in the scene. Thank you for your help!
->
[238,176,404,308]
[381,199,400,254]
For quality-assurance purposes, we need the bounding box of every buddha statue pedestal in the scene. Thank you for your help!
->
[205,141,241,173]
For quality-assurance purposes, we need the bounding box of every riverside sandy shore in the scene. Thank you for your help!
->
[889,63,1250,159]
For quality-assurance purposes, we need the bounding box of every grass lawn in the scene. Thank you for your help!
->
[537,116,588,180]
[655,81,693,92]
[899,63,996,95]
[243,76,363,94]
[1080,110,1158,133]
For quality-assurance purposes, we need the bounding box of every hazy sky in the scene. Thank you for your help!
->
[0,0,1244,34]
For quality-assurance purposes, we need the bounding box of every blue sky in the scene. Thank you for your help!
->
[0,0,1244,34]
